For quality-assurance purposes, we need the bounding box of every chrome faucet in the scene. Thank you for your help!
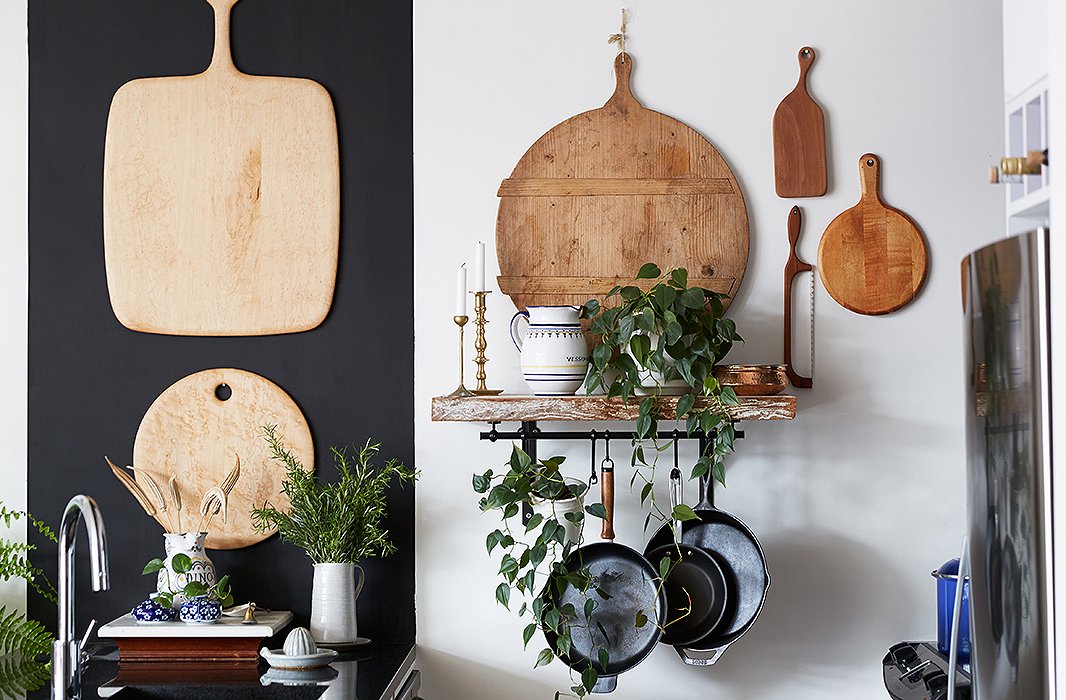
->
[51,495,109,700]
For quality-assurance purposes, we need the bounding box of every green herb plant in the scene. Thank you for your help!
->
[252,425,417,564]
[0,506,58,604]
[475,446,636,698]
[581,263,742,512]
[141,555,234,608]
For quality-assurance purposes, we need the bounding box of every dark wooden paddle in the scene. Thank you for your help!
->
[773,47,827,198]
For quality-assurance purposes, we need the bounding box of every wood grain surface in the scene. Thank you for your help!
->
[772,47,827,198]
[431,395,796,423]
[103,0,339,336]
[783,206,813,388]
[496,53,749,312]
[818,154,928,315]
[132,368,313,549]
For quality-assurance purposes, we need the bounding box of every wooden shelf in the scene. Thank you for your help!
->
[431,394,795,423]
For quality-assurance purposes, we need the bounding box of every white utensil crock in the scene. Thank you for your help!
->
[509,306,589,396]
[310,562,365,644]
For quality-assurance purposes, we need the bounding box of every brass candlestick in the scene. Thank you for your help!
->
[471,291,503,395]
[447,315,475,398]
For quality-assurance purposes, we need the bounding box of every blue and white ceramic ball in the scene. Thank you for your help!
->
[131,598,178,623]
[178,595,223,624]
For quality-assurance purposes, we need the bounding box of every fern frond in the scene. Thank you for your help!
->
[0,607,54,657]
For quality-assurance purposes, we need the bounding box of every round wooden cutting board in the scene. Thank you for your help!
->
[496,53,749,312]
[132,368,314,550]
[817,154,928,315]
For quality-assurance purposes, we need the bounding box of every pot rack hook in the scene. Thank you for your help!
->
[672,429,680,471]
[603,430,611,461]
[589,430,598,485]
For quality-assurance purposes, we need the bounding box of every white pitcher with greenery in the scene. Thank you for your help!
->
[252,425,416,644]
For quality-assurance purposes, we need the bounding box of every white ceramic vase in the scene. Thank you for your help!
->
[531,477,586,547]
[156,532,216,606]
[509,306,589,396]
[310,562,365,644]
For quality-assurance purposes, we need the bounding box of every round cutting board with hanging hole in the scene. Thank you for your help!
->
[817,154,928,315]
[132,368,314,550]
[496,53,749,312]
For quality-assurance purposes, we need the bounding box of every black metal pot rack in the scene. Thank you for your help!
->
[481,421,744,519]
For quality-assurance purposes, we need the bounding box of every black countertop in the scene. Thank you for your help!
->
[29,642,415,700]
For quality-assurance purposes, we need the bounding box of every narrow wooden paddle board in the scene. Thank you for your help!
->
[132,368,314,550]
[817,154,928,315]
[497,53,749,312]
[103,0,340,336]
[772,47,827,198]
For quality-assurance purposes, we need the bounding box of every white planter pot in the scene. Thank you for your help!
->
[310,563,365,644]
[530,478,586,547]
[510,306,589,396]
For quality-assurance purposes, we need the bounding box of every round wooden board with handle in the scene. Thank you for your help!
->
[817,154,928,315]
[496,52,749,312]
[132,368,313,550]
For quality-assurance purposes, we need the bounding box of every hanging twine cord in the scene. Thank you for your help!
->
[607,8,628,61]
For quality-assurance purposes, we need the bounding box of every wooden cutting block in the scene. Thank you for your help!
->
[103,0,340,336]
[818,154,928,315]
[132,368,314,549]
[772,47,827,198]
[497,52,749,312]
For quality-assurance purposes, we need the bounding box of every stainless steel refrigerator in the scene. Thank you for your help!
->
[963,227,1055,699]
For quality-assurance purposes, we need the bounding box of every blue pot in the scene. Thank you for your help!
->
[933,558,970,664]
[178,595,222,624]
[131,598,178,623]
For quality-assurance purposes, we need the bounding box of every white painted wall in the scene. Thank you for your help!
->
[1003,0,1048,100]
[0,2,28,614]
[414,1,1005,698]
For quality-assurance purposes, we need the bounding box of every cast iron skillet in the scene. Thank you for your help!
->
[541,456,665,693]
[645,470,770,665]
[643,468,731,647]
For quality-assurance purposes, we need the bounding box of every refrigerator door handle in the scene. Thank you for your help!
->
[948,536,970,700]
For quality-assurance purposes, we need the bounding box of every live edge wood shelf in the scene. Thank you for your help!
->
[431,395,796,423]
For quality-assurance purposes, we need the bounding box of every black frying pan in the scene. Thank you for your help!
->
[644,468,731,647]
[541,453,665,693]
[645,470,770,665]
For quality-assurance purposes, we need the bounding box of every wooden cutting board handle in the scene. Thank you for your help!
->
[796,46,815,84]
[604,52,642,113]
[784,206,813,388]
[205,0,240,76]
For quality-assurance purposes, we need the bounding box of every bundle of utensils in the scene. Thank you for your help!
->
[105,455,241,534]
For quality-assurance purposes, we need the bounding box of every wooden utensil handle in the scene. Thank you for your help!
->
[600,462,615,541]
[784,206,813,389]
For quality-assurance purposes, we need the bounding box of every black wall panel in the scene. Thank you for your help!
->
[27,0,414,643]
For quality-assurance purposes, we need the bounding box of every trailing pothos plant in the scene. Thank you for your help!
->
[142,555,234,608]
[474,446,614,698]
[581,263,742,493]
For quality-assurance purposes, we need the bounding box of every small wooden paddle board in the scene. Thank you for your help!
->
[817,154,928,315]
[103,0,340,336]
[772,47,827,198]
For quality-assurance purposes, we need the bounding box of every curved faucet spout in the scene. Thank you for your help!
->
[53,495,110,700]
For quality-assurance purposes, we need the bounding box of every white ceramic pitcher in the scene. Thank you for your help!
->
[310,562,365,644]
[509,306,589,396]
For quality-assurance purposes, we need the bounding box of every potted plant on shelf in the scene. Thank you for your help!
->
[252,424,416,645]
[139,555,234,623]
[581,263,742,487]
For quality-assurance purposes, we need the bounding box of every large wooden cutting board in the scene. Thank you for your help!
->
[497,53,749,312]
[818,154,928,315]
[103,0,340,336]
[132,368,314,550]
[772,47,827,198]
